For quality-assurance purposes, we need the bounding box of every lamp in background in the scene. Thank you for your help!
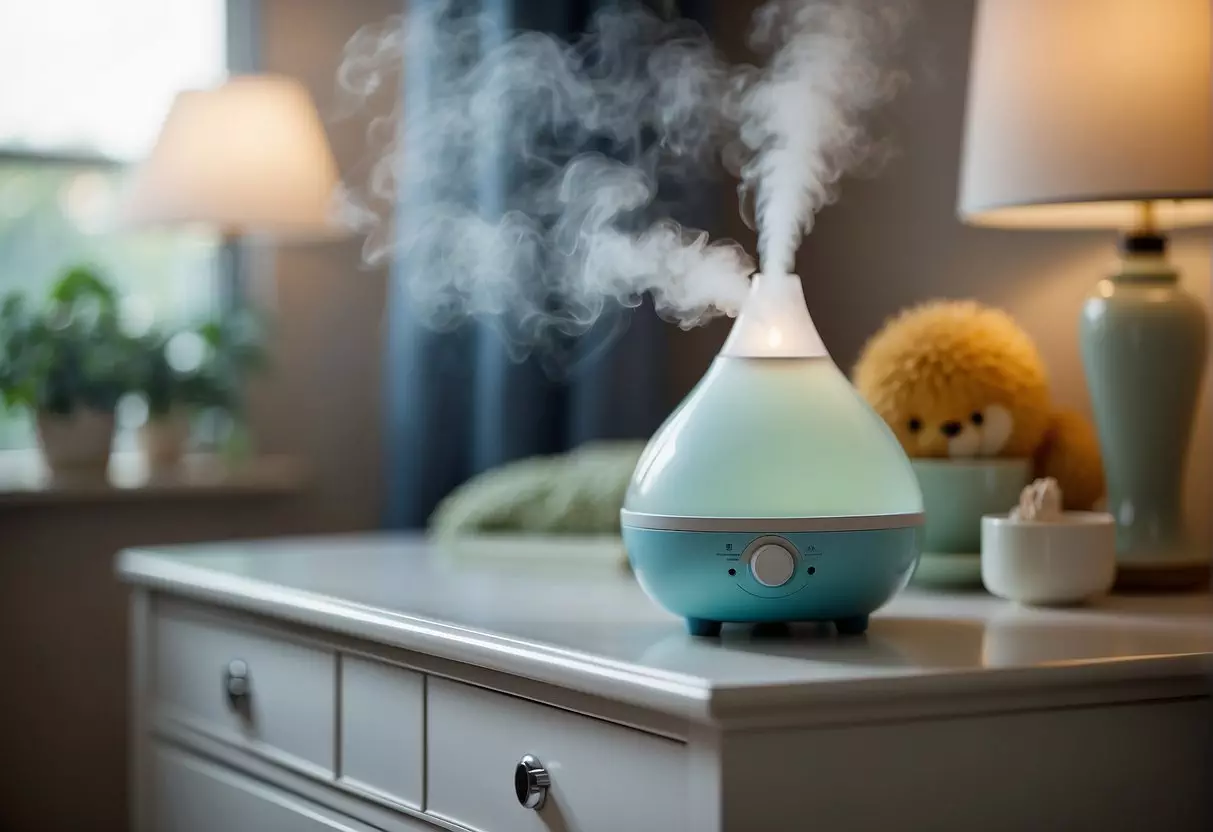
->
[959,0,1212,588]
[121,74,342,463]
[123,73,341,241]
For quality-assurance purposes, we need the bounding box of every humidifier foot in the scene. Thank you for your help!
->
[686,618,722,637]
[834,614,869,635]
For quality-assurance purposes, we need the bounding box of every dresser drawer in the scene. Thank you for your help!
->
[152,744,384,832]
[427,678,687,832]
[338,655,424,808]
[152,604,336,774]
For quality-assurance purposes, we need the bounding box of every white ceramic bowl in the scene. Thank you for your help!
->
[981,512,1116,606]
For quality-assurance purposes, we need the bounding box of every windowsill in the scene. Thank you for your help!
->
[0,450,307,506]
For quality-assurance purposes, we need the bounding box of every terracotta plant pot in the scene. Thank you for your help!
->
[139,411,192,473]
[35,409,116,476]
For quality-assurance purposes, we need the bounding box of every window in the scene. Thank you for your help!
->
[0,0,230,449]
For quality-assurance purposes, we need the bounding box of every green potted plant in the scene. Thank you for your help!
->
[0,266,135,475]
[195,310,269,461]
[130,328,194,472]
[131,309,268,470]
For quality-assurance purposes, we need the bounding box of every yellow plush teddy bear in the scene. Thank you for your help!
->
[853,300,1104,510]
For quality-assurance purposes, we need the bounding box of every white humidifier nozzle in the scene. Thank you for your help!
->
[721,273,828,359]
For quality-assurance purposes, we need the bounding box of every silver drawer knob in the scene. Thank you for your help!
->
[514,755,550,810]
[224,659,250,710]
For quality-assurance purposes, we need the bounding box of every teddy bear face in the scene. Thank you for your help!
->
[886,396,1042,459]
[854,301,1053,461]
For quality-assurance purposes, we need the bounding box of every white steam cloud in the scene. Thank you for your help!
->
[336,0,909,357]
[732,0,910,275]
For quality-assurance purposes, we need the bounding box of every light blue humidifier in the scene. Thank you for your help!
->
[621,274,923,636]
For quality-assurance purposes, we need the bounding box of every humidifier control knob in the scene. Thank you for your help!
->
[750,542,797,587]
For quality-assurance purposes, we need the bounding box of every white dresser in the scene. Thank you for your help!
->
[118,536,1213,832]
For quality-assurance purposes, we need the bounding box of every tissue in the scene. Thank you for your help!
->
[1010,477,1063,522]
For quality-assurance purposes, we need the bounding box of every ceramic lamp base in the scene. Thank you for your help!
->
[1079,237,1209,590]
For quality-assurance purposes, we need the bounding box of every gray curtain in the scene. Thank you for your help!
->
[384,0,714,529]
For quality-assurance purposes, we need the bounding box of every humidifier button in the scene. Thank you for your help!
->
[750,543,797,587]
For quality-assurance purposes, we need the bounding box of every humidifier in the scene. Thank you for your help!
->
[621,273,923,636]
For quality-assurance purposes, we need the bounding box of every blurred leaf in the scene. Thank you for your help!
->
[2,261,270,420]
[50,264,117,310]
[0,264,137,415]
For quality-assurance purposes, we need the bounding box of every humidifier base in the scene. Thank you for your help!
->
[685,617,723,637]
[684,613,871,637]
[620,514,921,636]
[834,613,871,635]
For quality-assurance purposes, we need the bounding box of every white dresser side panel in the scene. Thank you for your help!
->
[723,698,1212,832]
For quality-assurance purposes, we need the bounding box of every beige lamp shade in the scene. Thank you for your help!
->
[123,74,342,237]
[959,0,1213,230]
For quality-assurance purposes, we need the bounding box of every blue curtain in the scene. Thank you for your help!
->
[383,0,715,529]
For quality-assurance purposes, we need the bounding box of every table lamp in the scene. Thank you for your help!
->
[958,0,1212,588]
[123,73,341,242]
[121,74,342,459]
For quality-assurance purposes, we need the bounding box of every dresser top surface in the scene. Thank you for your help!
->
[119,534,1213,722]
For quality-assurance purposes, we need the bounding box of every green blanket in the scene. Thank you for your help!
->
[428,440,645,537]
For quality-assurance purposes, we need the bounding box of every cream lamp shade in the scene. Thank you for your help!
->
[123,74,342,237]
[959,0,1213,230]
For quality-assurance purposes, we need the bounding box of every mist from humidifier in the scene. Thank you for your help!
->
[335,0,909,362]
[737,1,909,277]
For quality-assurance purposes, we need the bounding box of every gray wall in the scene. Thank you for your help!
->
[676,0,1211,552]
[0,2,394,829]
[245,0,395,534]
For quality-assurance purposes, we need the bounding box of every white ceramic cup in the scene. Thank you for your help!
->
[981,512,1117,606]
